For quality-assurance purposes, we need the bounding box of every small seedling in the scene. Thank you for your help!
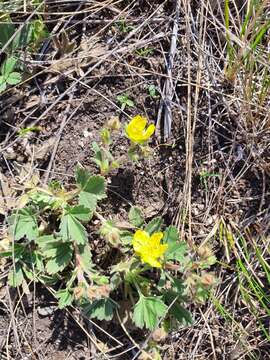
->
[116,18,133,33]
[135,47,154,57]
[199,171,220,191]
[117,94,134,111]
[0,17,48,92]
[91,141,119,175]
[148,84,158,98]
[0,57,22,92]
[17,126,41,137]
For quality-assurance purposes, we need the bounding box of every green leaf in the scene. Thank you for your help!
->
[75,167,90,188]
[38,238,69,258]
[79,192,97,211]
[12,23,34,50]
[129,206,144,227]
[8,263,24,287]
[148,84,158,98]
[92,142,102,162]
[164,291,192,326]
[60,212,88,245]
[76,167,106,210]
[126,99,135,107]
[8,207,38,241]
[31,19,49,44]
[36,234,58,249]
[6,71,21,85]
[163,226,179,244]
[0,22,15,49]
[30,191,64,209]
[82,175,106,199]
[133,295,168,330]
[2,56,17,76]
[0,80,7,92]
[144,217,163,235]
[0,75,5,84]
[166,242,188,263]
[119,230,133,245]
[78,244,93,272]
[55,289,73,309]
[67,205,92,222]
[45,243,73,274]
[163,226,188,263]
[17,126,41,137]
[76,168,106,197]
[83,298,118,321]
[0,243,26,260]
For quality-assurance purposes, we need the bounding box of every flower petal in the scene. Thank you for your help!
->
[150,232,163,244]
[132,230,150,252]
[126,116,153,144]
[141,254,162,268]
[130,115,147,131]
[142,124,155,140]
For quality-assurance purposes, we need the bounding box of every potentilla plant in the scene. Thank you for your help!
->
[1,115,216,333]
[91,115,156,174]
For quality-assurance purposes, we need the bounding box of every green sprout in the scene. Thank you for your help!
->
[117,94,135,111]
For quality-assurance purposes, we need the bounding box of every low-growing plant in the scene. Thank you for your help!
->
[148,84,158,99]
[0,56,22,92]
[17,126,41,137]
[135,47,154,57]
[0,16,48,92]
[91,115,156,171]
[117,94,135,111]
[1,116,216,332]
[116,18,133,34]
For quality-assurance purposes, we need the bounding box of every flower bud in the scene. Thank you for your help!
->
[99,220,121,247]
[197,245,213,259]
[200,272,216,287]
[107,116,121,131]
[74,286,85,300]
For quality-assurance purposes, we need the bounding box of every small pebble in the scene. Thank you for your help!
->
[83,129,91,138]
[37,305,56,317]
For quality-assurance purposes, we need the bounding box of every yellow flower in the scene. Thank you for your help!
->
[126,115,155,144]
[132,230,168,268]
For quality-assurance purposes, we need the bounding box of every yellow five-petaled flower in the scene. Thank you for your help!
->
[126,115,155,144]
[132,230,168,268]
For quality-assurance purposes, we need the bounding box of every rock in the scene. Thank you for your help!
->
[37,305,56,317]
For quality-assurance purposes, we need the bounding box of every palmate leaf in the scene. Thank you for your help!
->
[6,71,21,85]
[8,263,24,287]
[67,205,92,221]
[144,217,163,235]
[163,291,193,326]
[76,167,106,199]
[0,22,15,48]
[83,298,118,321]
[8,207,38,241]
[36,235,73,274]
[133,295,168,330]
[129,206,144,227]
[60,206,90,245]
[78,243,93,272]
[45,243,73,274]
[163,226,188,263]
[55,289,73,309]
[75,167,106,211]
